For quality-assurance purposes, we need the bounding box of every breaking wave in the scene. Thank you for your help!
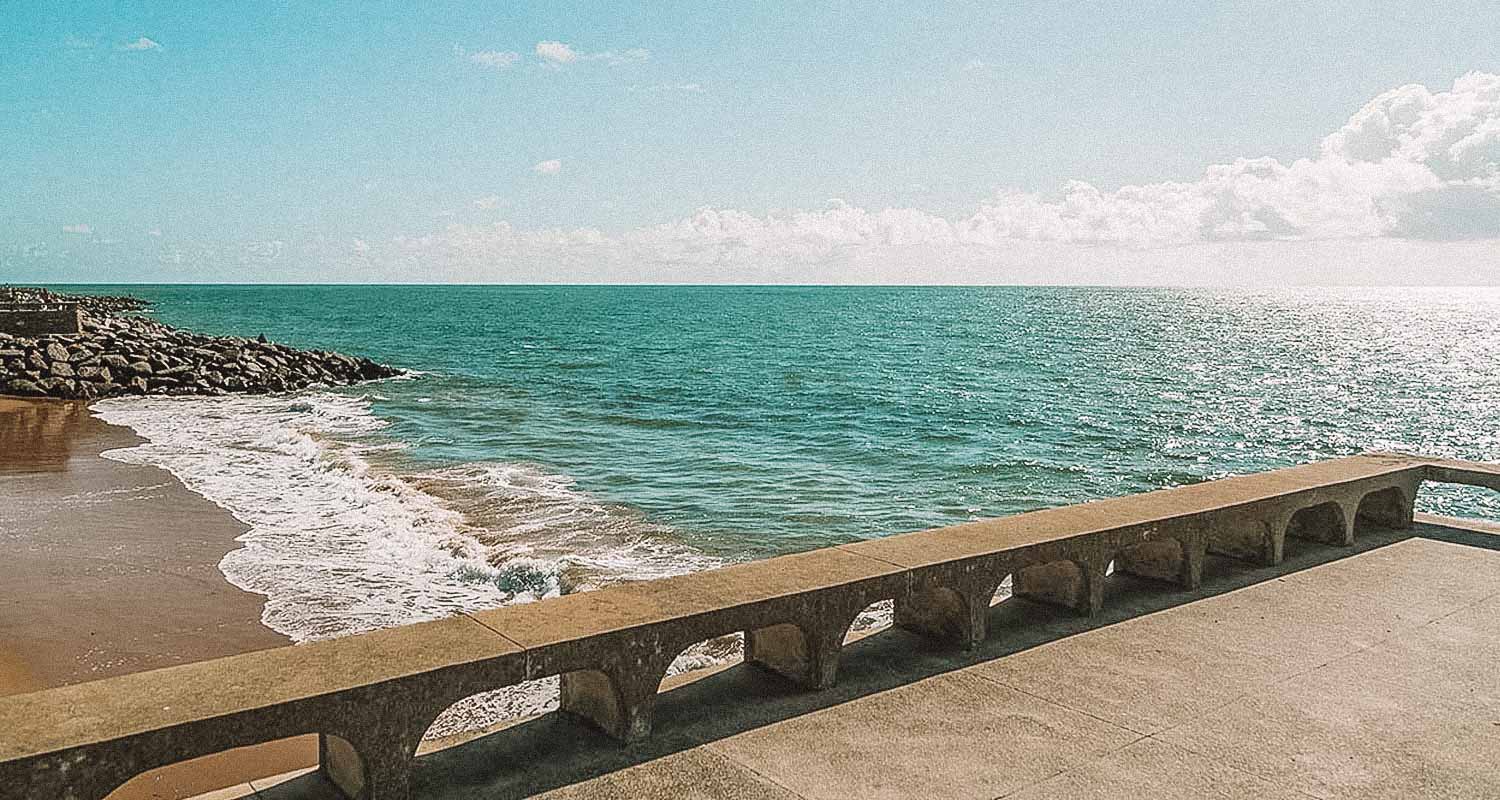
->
[92,392,728,732]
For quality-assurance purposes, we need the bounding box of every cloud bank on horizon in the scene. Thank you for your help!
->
[13,71,1500,284]
[355,71,1499,284]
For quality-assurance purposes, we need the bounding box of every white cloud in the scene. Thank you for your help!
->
[473,195,501,209]
[355,73,1500,284]
[22,72,1500,286]
[122,37,161,51]
[962,59,989,72]
[947,70,1500,246]
[535,41,578,66]
[63,35,93,50]
[147,228,163,237]
[535,41,648,68]
[61,224,92,235]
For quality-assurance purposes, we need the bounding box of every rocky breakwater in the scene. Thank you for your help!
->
[0,300,400,400]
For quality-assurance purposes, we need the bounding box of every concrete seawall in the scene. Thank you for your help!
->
[2,452,1497,799]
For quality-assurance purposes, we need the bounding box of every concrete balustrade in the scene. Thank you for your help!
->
[2,452,1496,800]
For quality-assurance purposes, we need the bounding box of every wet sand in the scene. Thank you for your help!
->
[0,398,315,797]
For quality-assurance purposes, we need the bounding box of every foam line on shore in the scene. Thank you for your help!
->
[91,392,737,733]
[93,393,722,639]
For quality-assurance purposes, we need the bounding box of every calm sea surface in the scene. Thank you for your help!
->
[66,285,1500,650]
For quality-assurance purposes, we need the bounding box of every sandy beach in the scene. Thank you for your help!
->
[0,398,314,797]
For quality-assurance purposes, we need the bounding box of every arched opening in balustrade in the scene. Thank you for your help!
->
[1356,486,1411,534]
[659,632,745,693]
[1102,537,1191,606]
[410,673,634,792]
[1206,510,1275,564]
[1111,538,1187,585]
[844,599,894,644]
[1415,480,1500,523]
[895,585,969,645]
[1015,558,1091,613]
[979,572,1033,637]
[415,676,566,754]
[103,733,334,800]
[1283,501,1349,555]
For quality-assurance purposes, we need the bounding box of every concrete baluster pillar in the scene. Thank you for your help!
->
[322,722,422,800]
[560,663,665,743]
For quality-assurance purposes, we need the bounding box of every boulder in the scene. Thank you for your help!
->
[3,379,44,397]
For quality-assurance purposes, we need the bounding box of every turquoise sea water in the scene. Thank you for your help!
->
[70,285,1500,646]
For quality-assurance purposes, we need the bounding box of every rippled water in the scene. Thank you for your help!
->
[76,285,1500,636]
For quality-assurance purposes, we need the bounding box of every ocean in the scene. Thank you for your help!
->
[68,284,1500,729]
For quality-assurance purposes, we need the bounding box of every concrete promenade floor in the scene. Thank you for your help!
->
[211,514,1500,800]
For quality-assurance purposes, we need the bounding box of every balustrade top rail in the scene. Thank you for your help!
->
[3,452,1498,800]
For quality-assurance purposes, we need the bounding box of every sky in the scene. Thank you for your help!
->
[3,1,1499,285]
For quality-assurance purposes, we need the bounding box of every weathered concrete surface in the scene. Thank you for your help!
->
[9,455,1500,799]
[223,515,1500,800]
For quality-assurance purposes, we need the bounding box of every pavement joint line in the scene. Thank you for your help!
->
[1146,544,1500,742]
[967,670,1153,737]
[987,765,1073,799]
[1140,731,1328,800]
[700,740,814,800]
[983,732,1157,800]
[1303,582,1500,700]
[1131,572,1500,800]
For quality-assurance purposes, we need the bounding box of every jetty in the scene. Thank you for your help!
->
[3,452,1499,799]
[0,288,398,399]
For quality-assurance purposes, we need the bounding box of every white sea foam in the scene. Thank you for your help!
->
[92,392,728,735]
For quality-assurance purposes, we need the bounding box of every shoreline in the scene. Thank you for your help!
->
[0,397,316,795]
[0,397,291,691]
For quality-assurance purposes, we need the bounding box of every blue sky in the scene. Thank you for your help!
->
[3,1,1499,284]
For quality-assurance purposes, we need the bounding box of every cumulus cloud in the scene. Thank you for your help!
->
[354,73,1500,283]
[23,72,1500,285]
[953,70,1500,246]
[535,40,578,66]
[61,224,93,235]
[473,195,501,210]
[121,37,161,51]
[63,35,93,49]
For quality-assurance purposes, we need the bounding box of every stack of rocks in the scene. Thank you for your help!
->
[0,292,401,400]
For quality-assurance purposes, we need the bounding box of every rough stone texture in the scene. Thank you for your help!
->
[0,288,399,400]
[3,453,1500,800]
